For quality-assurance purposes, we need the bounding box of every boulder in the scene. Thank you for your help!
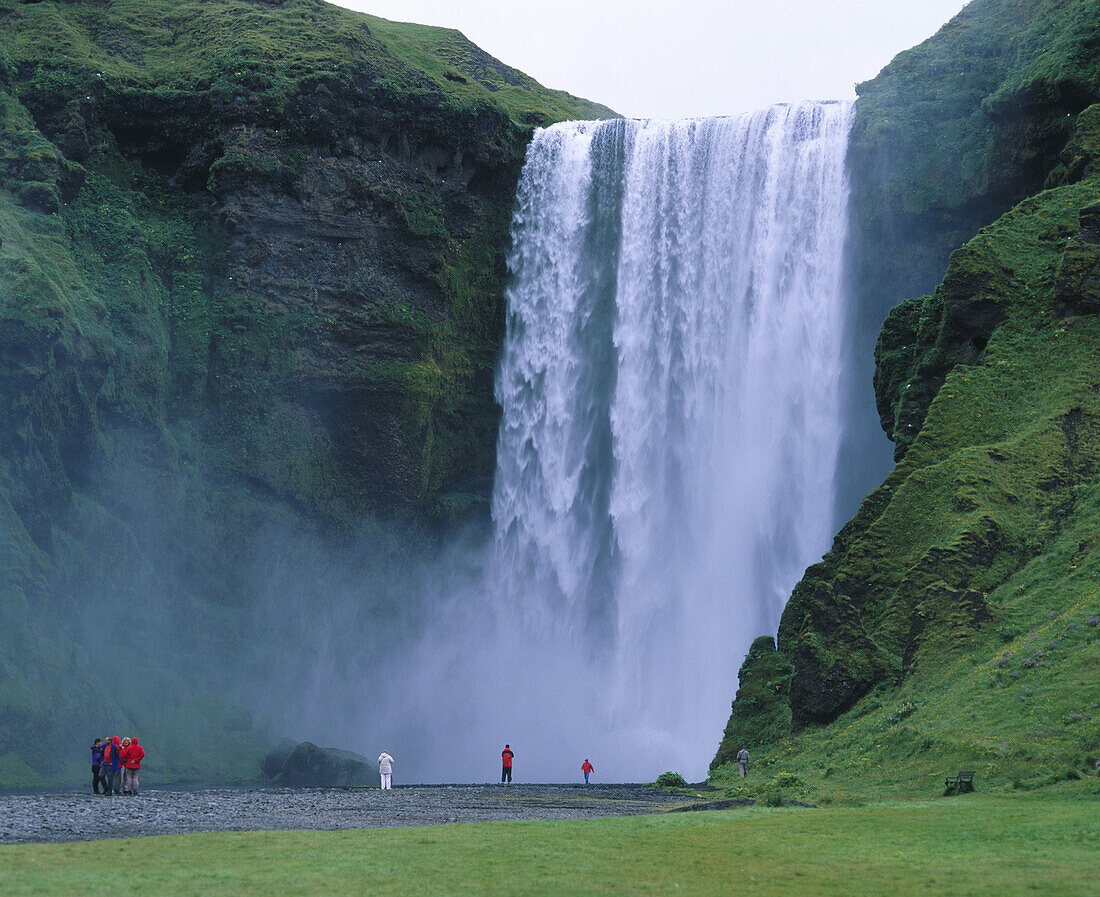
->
[261,737,298,780]
[270,741,374,787]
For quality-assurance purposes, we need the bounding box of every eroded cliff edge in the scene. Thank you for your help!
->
[0,0,612,785]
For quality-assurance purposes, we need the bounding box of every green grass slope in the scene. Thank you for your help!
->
[362,14,614,124]
[0,0,613,126]
[714,99,1100,804]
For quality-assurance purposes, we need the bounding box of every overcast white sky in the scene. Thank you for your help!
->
[334,0,969,118]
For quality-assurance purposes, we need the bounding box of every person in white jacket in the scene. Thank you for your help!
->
[378,751,394,790]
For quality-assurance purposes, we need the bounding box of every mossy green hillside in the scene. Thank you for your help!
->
[839,0,1100,512]
[715,104,1100,794]
[0,0,613,126]
[716,0,1100,798]
[0,0,613,787]
[849,0,1100,312]
[360,14,614,126]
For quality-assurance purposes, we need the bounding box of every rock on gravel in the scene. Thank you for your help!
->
[0,784,693,844]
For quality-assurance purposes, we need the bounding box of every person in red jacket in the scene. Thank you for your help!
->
[101,736,122,796]
[501,744,514,785]
[581,758,594,784]
[122,736,145,795]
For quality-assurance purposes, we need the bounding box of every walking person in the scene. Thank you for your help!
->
[90,738,105,794]
[377,750,394,790]
[122,736,145,795]
[736,747,750,778]
[581,758,594,784]
[501,744,514,785]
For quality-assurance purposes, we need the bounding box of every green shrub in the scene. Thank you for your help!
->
[655,771,688,788]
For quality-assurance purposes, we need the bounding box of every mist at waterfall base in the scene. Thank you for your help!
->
[286,102,857,785]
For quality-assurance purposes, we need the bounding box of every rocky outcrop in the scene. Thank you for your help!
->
[711,636,793,768]
[1053,201,1100,318]
[268,741,375,787]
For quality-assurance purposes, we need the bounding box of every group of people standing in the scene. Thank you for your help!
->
[91,736,145,795]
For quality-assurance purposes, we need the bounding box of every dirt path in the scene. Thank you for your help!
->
[0,784,696,844]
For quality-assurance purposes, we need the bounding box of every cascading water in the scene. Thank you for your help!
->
[494,102,853,773]
[376,102,853,783]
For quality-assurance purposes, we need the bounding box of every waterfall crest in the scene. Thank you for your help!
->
[491,103,854,775]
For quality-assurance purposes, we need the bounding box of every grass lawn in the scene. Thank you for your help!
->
[1,793,1096,896]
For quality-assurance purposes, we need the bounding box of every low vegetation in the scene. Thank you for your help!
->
[1,795,1097,896]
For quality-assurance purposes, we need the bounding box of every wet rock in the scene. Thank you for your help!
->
[273,742,374,787]
[261,737,298,780]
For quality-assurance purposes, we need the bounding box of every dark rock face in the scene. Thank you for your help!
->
[273,742,375,787]
[15,73,521,526]
[0,0,613,787]
[1054,202,1100,317]
[261,737,298,780]
[779,581,893,726]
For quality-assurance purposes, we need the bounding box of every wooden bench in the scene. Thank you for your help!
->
[944,770,975,793]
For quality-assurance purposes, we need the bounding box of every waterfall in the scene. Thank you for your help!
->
[370,102,853,783]
[490,102,854,778]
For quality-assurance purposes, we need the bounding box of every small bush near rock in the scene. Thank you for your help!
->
[656,771,688,788]
[764,789,785,807]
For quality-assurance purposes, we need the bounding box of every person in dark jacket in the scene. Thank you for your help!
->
[90,738,105,794]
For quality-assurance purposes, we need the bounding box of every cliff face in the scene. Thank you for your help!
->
[834,0,1100,516]
[0,0,612,786]
[715,0,1100,786]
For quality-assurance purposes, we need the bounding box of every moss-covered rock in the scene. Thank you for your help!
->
[711,636,794,769]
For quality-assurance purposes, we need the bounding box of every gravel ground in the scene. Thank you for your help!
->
[0,784,694,844]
